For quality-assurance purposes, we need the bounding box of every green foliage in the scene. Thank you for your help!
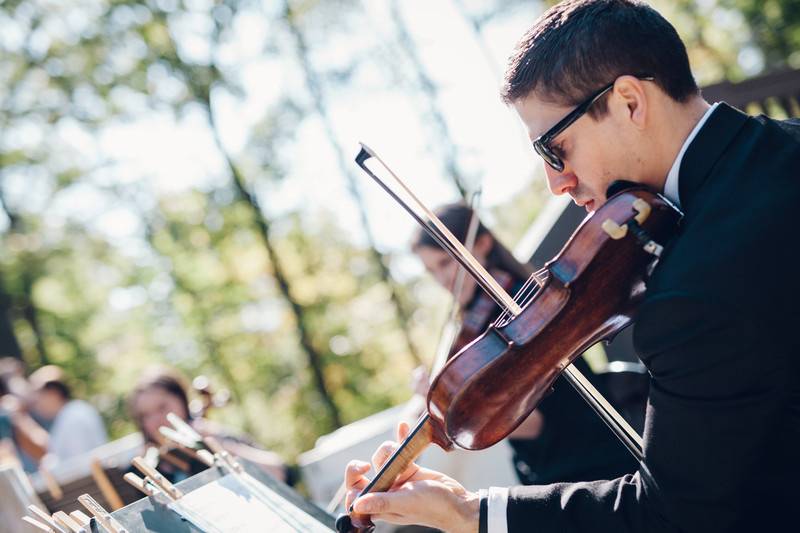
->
[538,0,800,81]
[1,0,798,465]
[720,0,800,69]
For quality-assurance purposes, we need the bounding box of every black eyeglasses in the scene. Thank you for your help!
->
[532,75,655,172]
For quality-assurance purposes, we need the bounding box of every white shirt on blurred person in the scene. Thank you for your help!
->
[46,398,107,462]
[29,365,107,465]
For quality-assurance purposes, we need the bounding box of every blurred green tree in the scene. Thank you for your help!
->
[2,0,798,462]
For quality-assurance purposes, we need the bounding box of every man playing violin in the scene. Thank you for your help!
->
[344,0,800,532]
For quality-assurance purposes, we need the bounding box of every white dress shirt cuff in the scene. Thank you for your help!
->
[483,486,508,533]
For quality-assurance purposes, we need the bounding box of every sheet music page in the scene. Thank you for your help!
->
[169,473,331,532]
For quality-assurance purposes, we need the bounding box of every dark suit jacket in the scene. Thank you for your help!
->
[508,356,639,486]
[506,103,800,532]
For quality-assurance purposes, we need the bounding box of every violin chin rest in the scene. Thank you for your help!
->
[605,180,640,197]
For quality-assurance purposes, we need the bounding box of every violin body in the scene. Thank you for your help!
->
[428,187,681,450]
[448,269,517,355]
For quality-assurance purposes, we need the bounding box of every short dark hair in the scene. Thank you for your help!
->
[41,380,71,400]
[501,0,699,116]
[412,203,491,250]
[411,203,533,283]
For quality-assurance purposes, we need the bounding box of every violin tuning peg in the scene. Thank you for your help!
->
[602,219,628,240]
[632,198,651,224]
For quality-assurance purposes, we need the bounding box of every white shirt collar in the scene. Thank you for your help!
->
[663,102,719,208]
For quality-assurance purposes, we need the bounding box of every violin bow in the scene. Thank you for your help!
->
[428,188,482,376]
[355,143,643,462]
[325,195,482,516]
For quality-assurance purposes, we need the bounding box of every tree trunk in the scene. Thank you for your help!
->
[203,102,343,430]
[388,0,472,199]
[0,272,23,360]
[450,0,503,79]
[21,293,49,366]
[282,0,424,369]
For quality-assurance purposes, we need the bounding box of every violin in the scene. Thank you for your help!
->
[426,193,518,376]
[448,269,515,355]
[336,145,682,532]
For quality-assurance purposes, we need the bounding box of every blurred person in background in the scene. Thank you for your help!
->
[28,365,107,465]
[0,361,18,448]
[128,367,291,484]
[0,358,49,470]
[410,203,637,485]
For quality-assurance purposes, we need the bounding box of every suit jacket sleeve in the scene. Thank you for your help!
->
[506,291,789,533]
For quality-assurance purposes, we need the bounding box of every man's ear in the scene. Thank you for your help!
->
[612,75,648,129]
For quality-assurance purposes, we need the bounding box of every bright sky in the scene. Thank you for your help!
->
[85,0,549,278]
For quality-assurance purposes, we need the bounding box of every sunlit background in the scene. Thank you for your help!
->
[1,0,798,457]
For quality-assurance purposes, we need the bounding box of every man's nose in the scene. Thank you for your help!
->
[544,163,577,196]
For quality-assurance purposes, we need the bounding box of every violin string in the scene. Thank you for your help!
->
[511,273,539,309]
[495,280,527,324]
[498,267,549,324]
[495,275,536,324]
[495,267,549,325]
[522,269,549,304]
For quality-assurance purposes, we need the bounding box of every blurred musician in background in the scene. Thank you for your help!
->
[128,367,291,484]
[29,365,108,466]
[410,203,636,486]
[0,357,46,470]
[1,361,107,469]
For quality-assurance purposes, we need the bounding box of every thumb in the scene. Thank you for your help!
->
[352,493,390,515]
